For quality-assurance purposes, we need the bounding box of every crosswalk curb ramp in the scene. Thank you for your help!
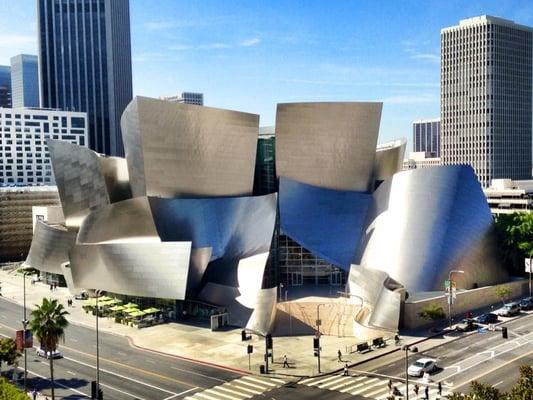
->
[185,375,286,400]
[299,374,451,399]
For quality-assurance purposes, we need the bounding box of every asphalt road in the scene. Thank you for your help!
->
[0,297,242,399]
[358,311,533,395]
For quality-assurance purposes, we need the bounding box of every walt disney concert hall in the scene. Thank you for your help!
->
[25,97,507,336]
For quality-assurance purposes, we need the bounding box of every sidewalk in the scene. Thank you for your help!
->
[0,267,460,378]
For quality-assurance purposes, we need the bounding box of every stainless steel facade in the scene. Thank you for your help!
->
[276,102,382,192]
[37,0,133,156]
[373,138,407,183]
[121,96,259,198]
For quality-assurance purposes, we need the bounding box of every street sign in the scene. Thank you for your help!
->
[526,258,532,273]
[24,330,32,348]
[452,287,457,299]
[444,280,450,289]
[316,319,321,326]
[16,330,32,350]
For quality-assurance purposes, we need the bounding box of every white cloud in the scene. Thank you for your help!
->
[240,38,261,47]
[0,34,35,47]
[410,53,440,63]
[382,94,437,104]
[0,34,37,64]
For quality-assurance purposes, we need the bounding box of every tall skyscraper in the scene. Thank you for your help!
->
[160,92,204,105]
[0,65,11,108]
[441,16,533,187]
[412,119,440,157]
[10,54,39,108]
[37,0,133,156]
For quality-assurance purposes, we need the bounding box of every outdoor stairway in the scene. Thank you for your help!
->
[184,375,286,400]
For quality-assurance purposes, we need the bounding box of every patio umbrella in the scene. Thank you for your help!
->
[123,302,138,308]
[110,305,125,312]
[128,310,146,318]
[142,307,160,314]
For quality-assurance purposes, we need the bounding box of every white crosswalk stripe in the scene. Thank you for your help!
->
[299,374,452,399]
[185,376,286,400]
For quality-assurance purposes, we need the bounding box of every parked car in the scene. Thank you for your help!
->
[407,358,437,377]
[456,318,478,332]
[36,348,62,359]
[495,302,521,317]
[520,297,533,311]
[475,313,498,324]
[74,291,88,300]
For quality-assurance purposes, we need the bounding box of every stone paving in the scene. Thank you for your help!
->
[0,266,460,378]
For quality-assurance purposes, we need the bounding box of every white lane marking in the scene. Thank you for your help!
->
[213,385,249,398]
[493,380,503,387]
[62,354,177,395]
[66,370,76,375]
[227,382,261,395]
[202,387,238,400]
[339,377,376,393]
[350,379,382,395]
[241,375,277,387]
[1,315,7,319]
[321,376,352,389]
[269,377,285,384]
[99,381,147,400]
[145,358,155,364]
[164,387,198,400]
[306,374,342,386]
[118,351,127,356]
[233,378,267,391]
[170,366,226,383]
[25,367,88,396]
[194,392,224,400]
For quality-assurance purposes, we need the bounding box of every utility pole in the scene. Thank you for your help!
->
[315,304,326,373]
[22,269,28,392]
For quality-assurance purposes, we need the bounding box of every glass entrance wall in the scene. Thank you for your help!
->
[278,234,347,288]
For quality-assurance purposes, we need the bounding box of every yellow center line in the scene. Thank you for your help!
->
[0,321,197,388]
[451,348,533,390]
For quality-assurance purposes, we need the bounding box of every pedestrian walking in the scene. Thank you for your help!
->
[425,385,429,399]
[388,379,392,393]
[343,363,349,376]
[337,349,342,362]
[31,389,37,400]
[438,381,442,396]
[414,383,419,398]
[282,354,289,368]
[49,283,53,291]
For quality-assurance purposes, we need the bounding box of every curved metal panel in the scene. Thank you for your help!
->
[359,165,507,292]
[25,220,77,274]
[76,197,160,244]
[69,242,192,299]
[279,177,371,270]
[149,193,277,273]
[48,139,110,228]
[198,253,276,335]
[373,138,407,183]
[275,102,382,192]
[121,96,259,198]
[99,156,132,203]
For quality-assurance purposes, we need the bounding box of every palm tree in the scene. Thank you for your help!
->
[29,298,69,400]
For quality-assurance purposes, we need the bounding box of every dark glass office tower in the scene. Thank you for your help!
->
[37,0,133,156]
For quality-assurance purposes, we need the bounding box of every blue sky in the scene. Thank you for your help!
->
[1,0,532,150]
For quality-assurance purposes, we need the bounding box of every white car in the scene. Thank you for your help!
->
[408,358,437,377]
[36,348,62,359]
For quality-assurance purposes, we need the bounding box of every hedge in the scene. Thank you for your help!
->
[0,378,28,400]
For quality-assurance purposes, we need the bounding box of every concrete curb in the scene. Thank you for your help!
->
[125,335,252,376]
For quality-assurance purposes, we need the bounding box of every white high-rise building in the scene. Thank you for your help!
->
[441,16,533,187]
[160,92,204,106]
[0,108,87,186]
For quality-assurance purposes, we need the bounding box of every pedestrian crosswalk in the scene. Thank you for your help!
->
[184,375,286,400]
[299,374,450,399]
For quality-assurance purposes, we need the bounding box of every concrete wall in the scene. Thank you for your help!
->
[403,279,529,329]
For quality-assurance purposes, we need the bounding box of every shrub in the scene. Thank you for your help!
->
[0,377,29,400]
[418,303,446,321]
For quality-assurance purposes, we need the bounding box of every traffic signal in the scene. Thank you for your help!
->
[502,327,508,339]
[247,344,253,354]
[266,334,273,349]
[313,337,320,349]
[314,350,318,357]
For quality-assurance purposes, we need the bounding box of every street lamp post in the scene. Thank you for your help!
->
[402,345,418,400]
[22,270,28,392]
[447,270,464,329]
[95,290,102,399]
[316,303,326,373]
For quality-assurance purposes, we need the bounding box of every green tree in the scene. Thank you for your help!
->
[418,303,446,321]
[0,338,20,374]
[448,380,503,399]
[494,213,533,275]
[495,285,512,306]
[29,298,69,400]
[508,365,533,399]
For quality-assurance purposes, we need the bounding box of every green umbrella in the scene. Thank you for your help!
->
[123,302,138,308]
[142,307,160,314]
[98,296,112,302]
[84,298,97,306]
[110,305,125,312]
[128,310,146,317]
